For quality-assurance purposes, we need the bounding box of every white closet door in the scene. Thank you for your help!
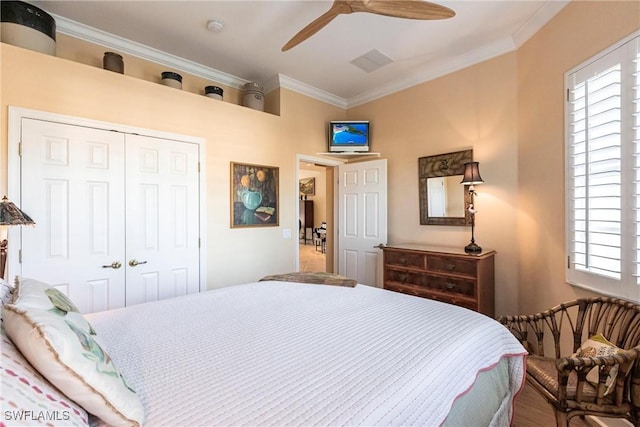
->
[124,134,200,305]
[20,118,126,313]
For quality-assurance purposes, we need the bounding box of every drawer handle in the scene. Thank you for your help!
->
[445,281,456,290]
[398,273,408,283]
[445,263,456,271]
[399,256,407,265]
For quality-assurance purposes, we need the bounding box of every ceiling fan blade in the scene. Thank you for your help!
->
[353,0,455,20]
[282,2,350,52]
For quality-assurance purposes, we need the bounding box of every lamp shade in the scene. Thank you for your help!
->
[460,162,484,185]
[0,196,35,225]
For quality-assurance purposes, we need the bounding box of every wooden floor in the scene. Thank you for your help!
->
[513,381,599,427]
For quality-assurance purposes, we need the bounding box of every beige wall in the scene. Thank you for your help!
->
[1,0,638,316]
[348,0,638,316]
[516,0,640,314]
[349,52,520,314]
[0,42,344,289]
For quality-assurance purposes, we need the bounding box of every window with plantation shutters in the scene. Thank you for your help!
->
[565,32,639,302]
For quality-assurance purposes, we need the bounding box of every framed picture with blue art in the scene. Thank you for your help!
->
[230,162,279,228]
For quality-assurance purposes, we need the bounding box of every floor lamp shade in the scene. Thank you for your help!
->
[0,196,35,279]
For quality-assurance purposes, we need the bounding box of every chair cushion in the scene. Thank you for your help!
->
[527,355,609,403]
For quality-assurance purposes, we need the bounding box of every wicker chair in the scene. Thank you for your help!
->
[498,297,640,426]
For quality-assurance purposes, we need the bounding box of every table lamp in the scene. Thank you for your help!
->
[0,196,35,279]
[460,162,484,254]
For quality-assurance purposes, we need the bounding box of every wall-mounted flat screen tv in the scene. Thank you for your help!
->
[329,121,370,152]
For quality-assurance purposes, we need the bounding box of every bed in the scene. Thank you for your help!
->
[1,277,526,427]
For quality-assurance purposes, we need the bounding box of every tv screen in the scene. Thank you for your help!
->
[329,121,370,152]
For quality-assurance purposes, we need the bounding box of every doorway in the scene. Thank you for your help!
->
[296,154,342,273]
[299,162,327,272]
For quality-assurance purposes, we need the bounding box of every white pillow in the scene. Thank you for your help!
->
[4,278,144,426]
[12,277,95,335]
[1,277,14,305]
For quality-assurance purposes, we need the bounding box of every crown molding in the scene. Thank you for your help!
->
[53,13,249,89]
[53,1,568,111]
[512,0,570,47]
[276,75,347,109]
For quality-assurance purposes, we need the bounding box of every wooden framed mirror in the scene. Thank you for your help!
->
[418,149,472,226]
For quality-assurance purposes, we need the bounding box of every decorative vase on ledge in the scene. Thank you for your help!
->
[0,1,56,55]
[103,52,124,74]
[242,82,264,111]
[161,71,182,89]
[204,85,223,100]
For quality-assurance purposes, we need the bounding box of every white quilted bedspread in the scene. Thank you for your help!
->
[86,281,526,426]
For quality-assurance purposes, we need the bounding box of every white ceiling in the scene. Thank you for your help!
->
[32,0,569,108]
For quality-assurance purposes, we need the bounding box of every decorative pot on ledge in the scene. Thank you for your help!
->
[1,1,56,55]
[204,85,223,100]
[103,52,124,74]
[161,71,182,89]
[242,82,264,111]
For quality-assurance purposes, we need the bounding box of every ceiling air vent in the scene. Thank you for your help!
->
[350,49,394,73]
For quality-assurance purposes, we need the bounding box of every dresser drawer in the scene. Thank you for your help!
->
[423,274,476,298]
[386,268,425,287]
[385,251,426,269]
[427,255,477,278]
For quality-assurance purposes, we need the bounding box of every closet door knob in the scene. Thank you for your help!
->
[128,259,148,267]
[102,261,122,269]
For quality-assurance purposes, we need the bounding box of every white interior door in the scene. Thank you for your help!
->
[338,159,387,286]
[124,134,200,305]
[18,117,202,313]
[20,118,126,313]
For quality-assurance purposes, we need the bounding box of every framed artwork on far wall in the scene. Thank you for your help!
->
[299,177,315,196]
[230,162,279,228]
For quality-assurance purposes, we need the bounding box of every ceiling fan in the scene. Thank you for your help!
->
[282,0,456,52]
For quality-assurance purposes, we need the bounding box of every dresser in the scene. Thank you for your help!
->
[382,244,496,317]
[299,200,314,244]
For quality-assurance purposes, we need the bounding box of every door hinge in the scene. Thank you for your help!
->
[567,256,570,269]
[198,238,201,248]
[566,89,570,102]
[18,142,22,156]
[19,249,22,264]
[198,162,201,173]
